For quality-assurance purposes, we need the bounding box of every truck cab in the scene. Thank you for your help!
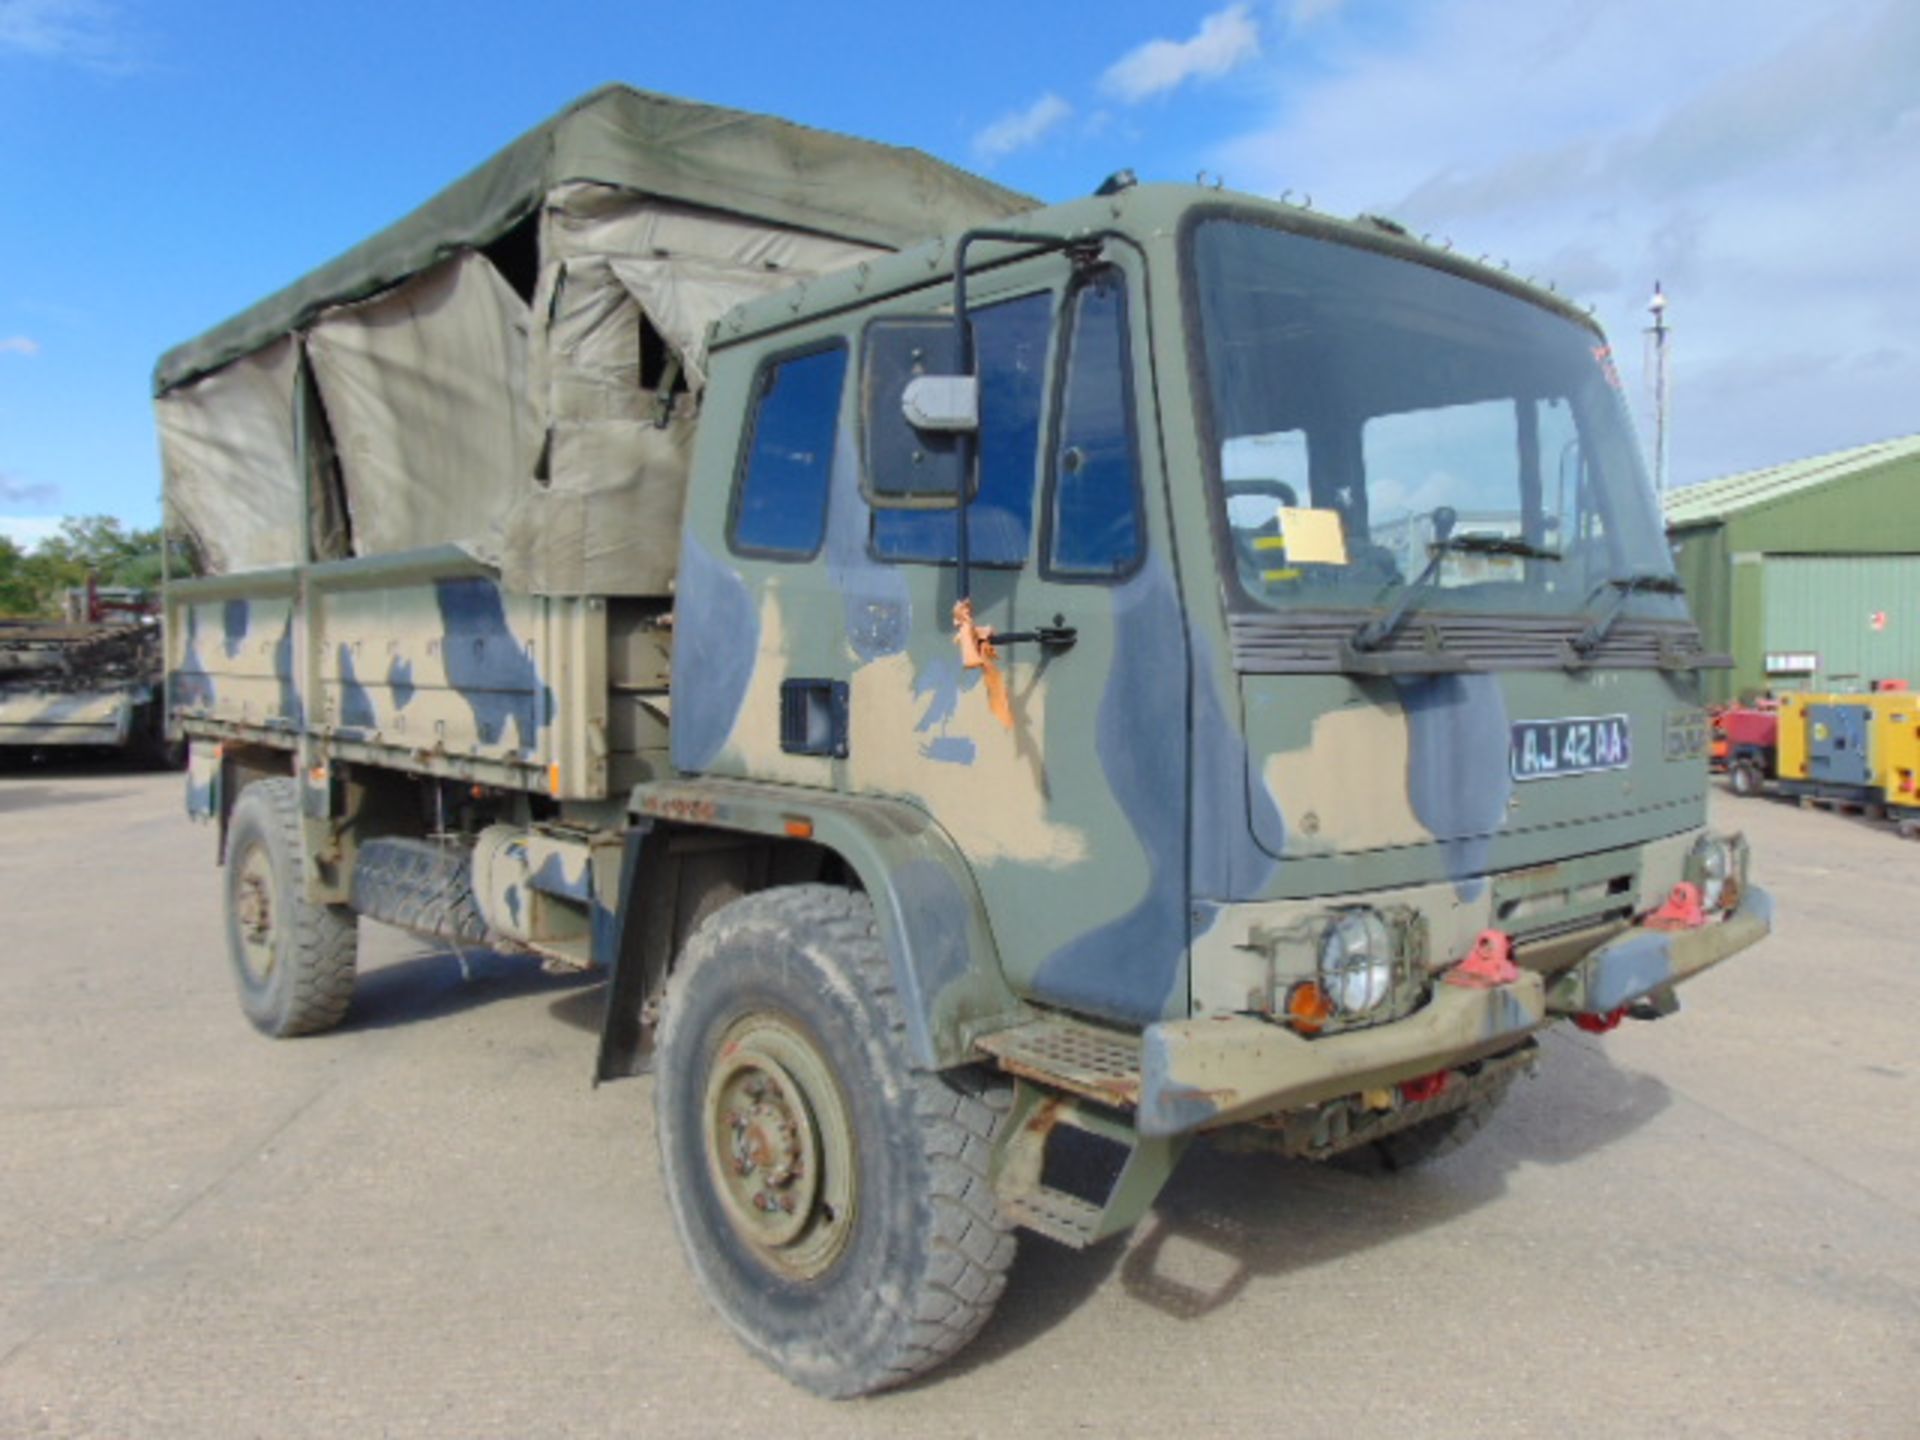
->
[665,185,1767,1164]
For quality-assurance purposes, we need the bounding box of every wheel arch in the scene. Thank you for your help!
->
[601,778,1027,1076]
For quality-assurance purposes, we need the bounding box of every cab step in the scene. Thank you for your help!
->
[977,1018,1181,1250]
[998,1186,1104,1249]
[975,1015,1142,1110]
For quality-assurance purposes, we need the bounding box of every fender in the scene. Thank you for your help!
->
[618,776,1029,1072]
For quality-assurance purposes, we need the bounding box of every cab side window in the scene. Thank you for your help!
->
[729,343,847,559]
[1045,271,1142,578]
[871,290,1052,565]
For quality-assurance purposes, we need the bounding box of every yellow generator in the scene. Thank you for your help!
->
[1774,687,1920,835]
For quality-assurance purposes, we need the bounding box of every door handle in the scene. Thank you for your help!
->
[993,617,1078,652]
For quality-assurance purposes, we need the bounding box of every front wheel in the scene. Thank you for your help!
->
[1729,760,1764,797]
[653,885,1015,1398]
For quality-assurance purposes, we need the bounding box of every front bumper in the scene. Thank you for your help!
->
[1136,884,1773,1138]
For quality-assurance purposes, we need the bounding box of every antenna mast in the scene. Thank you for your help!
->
[1646,281,1670,497]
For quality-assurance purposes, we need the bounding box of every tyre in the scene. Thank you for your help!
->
[1370,1071,1516,1172]
[653,885,1014,1397]
[223,778,358,1037]
[1729,761,1763,797]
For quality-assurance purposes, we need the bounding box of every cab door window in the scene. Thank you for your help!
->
[870,290,1052,565]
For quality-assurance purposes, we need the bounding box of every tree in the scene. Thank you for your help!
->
[0,516,178,618]
[0,534,38,616]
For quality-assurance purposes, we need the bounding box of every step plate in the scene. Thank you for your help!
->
[976,1019,1142,1110]
[1000,1188,1102,1249]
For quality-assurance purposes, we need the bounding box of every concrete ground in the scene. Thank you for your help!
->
[1,764,1915,1439]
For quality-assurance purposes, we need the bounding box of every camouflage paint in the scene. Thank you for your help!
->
[433,578,545,751]
[221,598,249,659]
[272,616,302,728]
[668,533,759,773]
[173,606,217,712]
[1031,563,1190,1025]
[169,553,609,798]
[387,656,416,709]
[335,644,378,732]
[1397,674,1512,901]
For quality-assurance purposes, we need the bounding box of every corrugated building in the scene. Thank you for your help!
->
[1665,434,1920,702]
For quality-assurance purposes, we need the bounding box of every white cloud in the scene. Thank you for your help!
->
[0,472,59,505]
[1210,0,1920,483]
[0,0,128,68]
[1102,4,1262,104]
[973,93,1073,163]
[0,514,67,549]
[0,335,41,357]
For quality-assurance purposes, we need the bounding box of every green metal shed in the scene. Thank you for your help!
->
[1665,434,1920,702]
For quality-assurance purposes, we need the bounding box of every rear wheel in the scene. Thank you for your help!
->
[653,885,1014,1397]
[1729,760,1764,797]
[223,778,358,1037]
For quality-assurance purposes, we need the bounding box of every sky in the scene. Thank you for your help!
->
[1,0,1915,546]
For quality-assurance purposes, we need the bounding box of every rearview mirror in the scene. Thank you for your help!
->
[901,375,978,433]
[862,317,972,507]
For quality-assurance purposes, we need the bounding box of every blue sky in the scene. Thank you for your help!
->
[2,0,1915,545]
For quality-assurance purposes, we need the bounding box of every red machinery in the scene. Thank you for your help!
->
[1710,701,1779,796]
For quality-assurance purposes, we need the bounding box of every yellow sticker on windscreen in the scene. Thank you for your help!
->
[1277,507,1348,566]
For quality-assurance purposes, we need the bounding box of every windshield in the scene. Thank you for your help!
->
[1188,216,1682,622]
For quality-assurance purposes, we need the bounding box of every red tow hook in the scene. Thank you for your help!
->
[1646,882,1707,932]
[1574,1007,1627,1034]
[1445,929,1521,988]
[1399,1070,1452,1103]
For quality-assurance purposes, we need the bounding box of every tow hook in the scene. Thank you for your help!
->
[1646,881,1707,932]
[1444,929,1520,988]
[1577,985,1681,1032]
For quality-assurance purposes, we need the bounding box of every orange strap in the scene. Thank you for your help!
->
[952,598,1014,729]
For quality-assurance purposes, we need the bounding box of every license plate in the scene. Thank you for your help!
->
[1510,715,1632,781]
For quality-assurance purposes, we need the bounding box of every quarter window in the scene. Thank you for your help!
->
[729,344,846,558]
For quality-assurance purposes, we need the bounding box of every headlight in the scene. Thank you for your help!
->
[1318,909,1395,1016]
[1687,833,1745,912]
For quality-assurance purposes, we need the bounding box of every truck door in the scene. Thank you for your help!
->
[673,250,1190,1029]
[945,254,1192,1029]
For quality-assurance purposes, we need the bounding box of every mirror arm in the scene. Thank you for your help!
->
[947,227,1078,604]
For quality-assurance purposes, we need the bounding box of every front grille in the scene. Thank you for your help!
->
[1229,611,1712,674]
[1491,850,1642,974]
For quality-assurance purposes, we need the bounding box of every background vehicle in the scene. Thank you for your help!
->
[1717,683,1920,836]
[160,85,1771,1396]
[0,582,168,762]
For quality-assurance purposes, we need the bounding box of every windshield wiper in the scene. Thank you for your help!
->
[1350,532,1562,654]
[1567,571,1685,659]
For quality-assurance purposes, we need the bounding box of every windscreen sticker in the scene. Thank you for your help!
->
[1277,506,1348,566]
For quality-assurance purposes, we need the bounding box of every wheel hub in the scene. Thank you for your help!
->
[233,846,277,979]
[703,1014,857,1278]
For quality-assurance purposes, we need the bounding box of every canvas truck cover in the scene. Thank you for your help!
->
[154,84,1035,593]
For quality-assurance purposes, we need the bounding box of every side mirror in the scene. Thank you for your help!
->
[901,374,978,433]
[863,317,972,506]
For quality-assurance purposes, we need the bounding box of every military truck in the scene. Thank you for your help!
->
[1,583,168,760]
[158,85,1772,1396]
